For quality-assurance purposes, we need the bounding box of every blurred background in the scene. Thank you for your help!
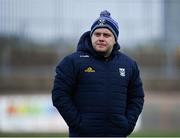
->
[0,0,180,137]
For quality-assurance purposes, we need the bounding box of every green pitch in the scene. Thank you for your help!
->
[1,130,180,137]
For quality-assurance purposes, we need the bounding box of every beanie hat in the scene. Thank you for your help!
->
[90,10,119,41]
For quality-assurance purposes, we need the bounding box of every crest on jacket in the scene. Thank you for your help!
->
[119,68,125,77]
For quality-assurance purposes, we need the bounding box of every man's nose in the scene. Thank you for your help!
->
[99,34,105,41]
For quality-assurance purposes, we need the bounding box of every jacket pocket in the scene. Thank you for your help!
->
[77,114,88,135]
[110,114,131,135]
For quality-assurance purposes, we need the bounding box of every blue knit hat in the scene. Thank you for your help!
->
[90,10,119,41]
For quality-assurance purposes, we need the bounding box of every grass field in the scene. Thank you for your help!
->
[1,130,180,137]
[131,130,180,137]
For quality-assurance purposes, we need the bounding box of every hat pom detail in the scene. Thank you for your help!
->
[91,10,119,41]
[100,10,111,17]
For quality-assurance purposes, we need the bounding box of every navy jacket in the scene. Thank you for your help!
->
[52,31,144,137]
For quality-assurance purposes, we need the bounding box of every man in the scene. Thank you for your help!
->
[52,10,144,137]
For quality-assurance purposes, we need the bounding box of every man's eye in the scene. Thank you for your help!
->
[103,33,110,37]
[94,33,101,36]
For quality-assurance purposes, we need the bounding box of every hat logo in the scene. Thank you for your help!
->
[98,19,106,25]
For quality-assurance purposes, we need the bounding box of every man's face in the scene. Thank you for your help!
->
[91,28,116,57]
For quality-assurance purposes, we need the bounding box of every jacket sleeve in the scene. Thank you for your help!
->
[126,61,144,134]
[52,56,81,129]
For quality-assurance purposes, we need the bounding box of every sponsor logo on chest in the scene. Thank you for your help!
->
[84,67,95,73]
